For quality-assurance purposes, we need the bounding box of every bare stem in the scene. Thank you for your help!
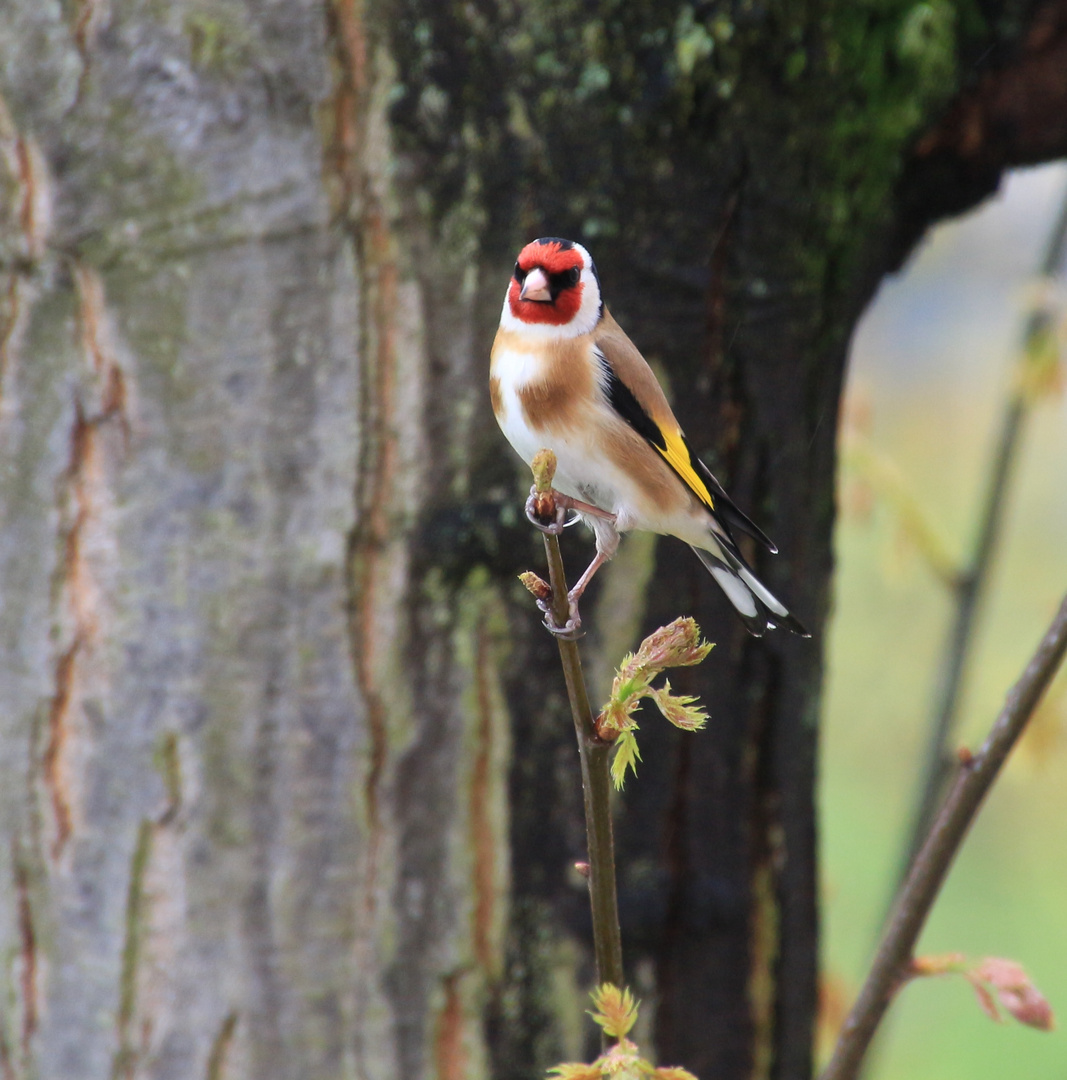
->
[541,529,625,991]
[820,592,1067,1080]
[898,180,1067,884]
[525,449,624,992]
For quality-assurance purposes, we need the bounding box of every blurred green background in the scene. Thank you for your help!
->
[822,161,1067,1079]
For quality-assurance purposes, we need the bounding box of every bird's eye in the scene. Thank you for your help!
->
[547,266,582,291]
[514,262,527,283]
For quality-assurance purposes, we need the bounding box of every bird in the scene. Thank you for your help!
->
[490,236,808,640]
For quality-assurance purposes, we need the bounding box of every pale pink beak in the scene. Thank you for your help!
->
[519,267,551,302]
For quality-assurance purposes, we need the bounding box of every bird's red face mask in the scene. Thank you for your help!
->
[508,241,585,325]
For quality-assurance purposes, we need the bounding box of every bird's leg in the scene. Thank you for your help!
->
[538,549,613,639]
[538,517,620,640]
[556,492,616,522]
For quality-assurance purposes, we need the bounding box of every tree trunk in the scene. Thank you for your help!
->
[0,3,511,1078]
[1,2,1065,1079]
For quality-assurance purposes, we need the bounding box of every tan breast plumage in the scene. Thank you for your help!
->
[491,327,599,435]
[490,320,700,527]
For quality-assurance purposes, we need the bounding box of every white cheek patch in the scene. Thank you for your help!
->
[572,265,602,333]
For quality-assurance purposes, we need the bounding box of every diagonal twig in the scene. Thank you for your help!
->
[821,591,1067,1080]
[898,180,1067,886]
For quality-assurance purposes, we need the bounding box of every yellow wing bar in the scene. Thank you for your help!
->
[656,427,714,510]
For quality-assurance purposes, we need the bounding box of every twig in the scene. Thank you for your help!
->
[898,180,1067,882]
[820,591,1067,1080]
[526,452,625,992]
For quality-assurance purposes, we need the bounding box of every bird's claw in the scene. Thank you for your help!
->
[545,617,584,641]
[542,613,585,640]
[536,596,585,640]
[525,489,568,535]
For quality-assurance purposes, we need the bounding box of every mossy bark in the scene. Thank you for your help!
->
[1,1,1064,1079]
[386,2,1067,1079]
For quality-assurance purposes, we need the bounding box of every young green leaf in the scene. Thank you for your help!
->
[596,618,713,789]
[610,729,642,789]
[547,984,701,1080]
[589,984,639,1040]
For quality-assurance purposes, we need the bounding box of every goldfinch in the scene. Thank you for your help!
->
[490,237,808,639]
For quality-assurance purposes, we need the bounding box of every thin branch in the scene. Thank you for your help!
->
[526,453,625,993]
[898,179,1067,882]
[820,591,1067,1080]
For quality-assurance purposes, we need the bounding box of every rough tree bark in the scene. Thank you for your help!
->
[0,3,512,1078]
[0,2,1064,1080]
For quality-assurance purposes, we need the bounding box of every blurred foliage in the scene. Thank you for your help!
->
[824,165,1067,1080]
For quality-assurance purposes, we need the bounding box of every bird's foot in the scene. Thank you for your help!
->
[525,488,569,535]
[535,594,585,640]
[526,487,616,534]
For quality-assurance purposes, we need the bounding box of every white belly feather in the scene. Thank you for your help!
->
[493,346,555,469]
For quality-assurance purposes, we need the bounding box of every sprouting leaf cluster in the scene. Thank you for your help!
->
[909,953,1055,1031]
[549,984,699,1080]
[596,616,713,789]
